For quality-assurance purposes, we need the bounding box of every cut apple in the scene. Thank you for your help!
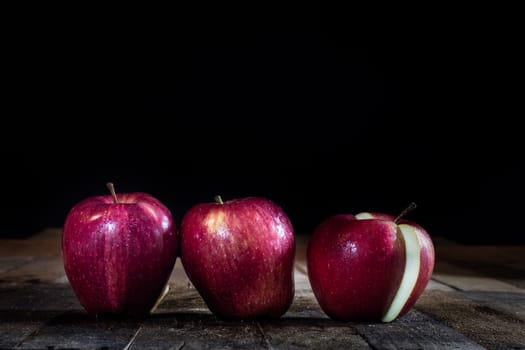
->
[307,206,435,322]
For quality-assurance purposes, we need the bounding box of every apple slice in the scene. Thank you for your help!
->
[355,206,434,322]
[382,223,421,322]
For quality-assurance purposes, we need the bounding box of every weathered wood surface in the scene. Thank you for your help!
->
[0,229,524,349]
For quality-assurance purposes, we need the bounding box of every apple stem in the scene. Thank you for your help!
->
[214,195,224,205]
[106,182,119,203]
[394,202,417,223]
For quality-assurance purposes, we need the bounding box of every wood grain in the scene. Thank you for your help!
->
[18,312,144,350]
[354,310,485,350]
[0,284,81,348]
[130,315,265,350]
[416,290,525,349]
[260,320,371,350]
[0,230,524,349]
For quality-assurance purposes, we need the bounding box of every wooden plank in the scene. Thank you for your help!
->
[435,241,525,289]
[295,234,309,263]
[457,291,525,322]
[2,246,202,348]
[284,270,328,319]
[0,256,33,275]
[465,265,525,289]
[0,284,81,348]
[1,232,522,349]
[18,311,144,350]
[25,227,63,242]
[0,228,62,257]
[442,260,525,290]
[283,292,329,319]
[138,260,360,349]
[426,279,455,291]
[354,309,484,350]
[436,243,525,271]
[1,255,66,284]
[155,288,211,315]
[0,283,81,311]
[132,271,265,349]
[130,314,265,350]
[260,320,371,350]
[0,310,61,349]
[416,290,525,349]
[432,261,525,293]
[168,258,192,289]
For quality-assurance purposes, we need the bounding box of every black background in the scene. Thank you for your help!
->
[2,7,523,243]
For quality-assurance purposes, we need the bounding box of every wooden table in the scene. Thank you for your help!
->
[1,229,524,349]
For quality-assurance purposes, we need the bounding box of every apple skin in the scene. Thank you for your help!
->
[180,197,295,320]
[62,192,177,315]
[307,212,434,322]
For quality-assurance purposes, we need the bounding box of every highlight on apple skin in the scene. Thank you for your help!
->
[306,203,435,322]
[180,195,295,320]
[62,183,178,316]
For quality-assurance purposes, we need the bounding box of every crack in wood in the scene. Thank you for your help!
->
[15,326,42,348]
[256,323,274,350]
[171,341,185,350]
[123,326,142,350]
[430,277,462,291]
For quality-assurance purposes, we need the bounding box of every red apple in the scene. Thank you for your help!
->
[307,203,434,322]
[62,183,177,315]
[180,195,295,320]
